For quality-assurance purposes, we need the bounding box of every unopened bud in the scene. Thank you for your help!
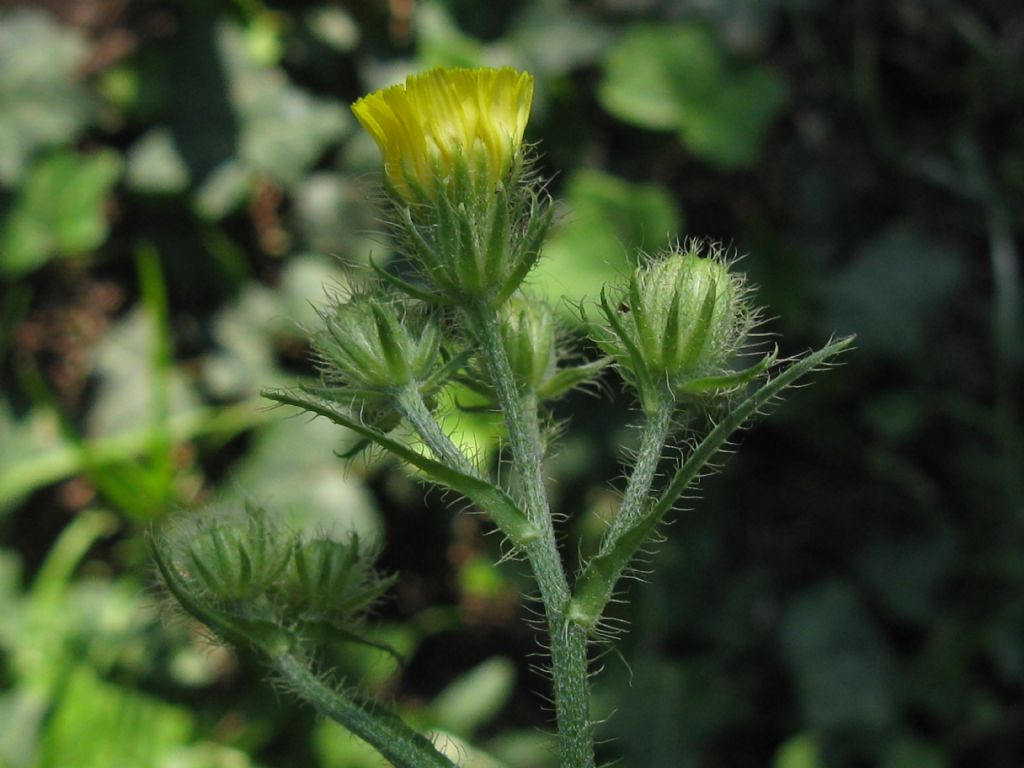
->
[596,243,753,412]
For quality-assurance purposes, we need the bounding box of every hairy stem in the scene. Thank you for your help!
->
[273,653,455,768]
[470,304,595,768]
[395,386,475,472]
[603,395,675,548]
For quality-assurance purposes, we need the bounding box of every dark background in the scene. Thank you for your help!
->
[0,1,1022,766]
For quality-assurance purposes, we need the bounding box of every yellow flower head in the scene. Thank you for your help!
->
[352,67,534,201]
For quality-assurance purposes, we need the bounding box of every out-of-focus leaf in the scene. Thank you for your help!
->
[773,734,822,768]
[856,533,955,623]
[126,129,191,194]
[204,255,346,399]
[220,414,381,541]
[218,22,349,189]
[195,160,252,220]
[0,689,46,768]
[0,150,121,275]
[86,307,199,437]
[417,2,486,69]
[203,285,283,400]
[432,733,507,768]
[429,657,516,737]
[486,729,557,768]
[506,0,611,74]
[0,403,64,513]
[40,664,193,768]
[823,224,964,358]
[0,8,92,185]
[780,583,895,729]
[292,173,385,264]
[599,24,787,168]
[315,720,390,768]
[532,170,682,318]
[880,737,948,768]
[158,743,256,768]
[305,7,360,53]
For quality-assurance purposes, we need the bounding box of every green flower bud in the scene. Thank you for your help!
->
[153,504,397,658]
[313,293,443,407]
[459,292,609,401]
[183,506,292,602]
[501,293,557,391]
[285,536,396,619]
[595,243,753,413]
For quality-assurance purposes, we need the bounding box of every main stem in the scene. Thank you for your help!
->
[470,304,595,768]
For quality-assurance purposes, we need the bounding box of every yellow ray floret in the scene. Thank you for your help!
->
[352,67,534,201]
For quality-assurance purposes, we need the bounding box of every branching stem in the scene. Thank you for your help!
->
[395,386,475,473]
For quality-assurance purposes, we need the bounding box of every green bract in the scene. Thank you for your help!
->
[286,536,395,618]
[381,159,552,307]
[595,243,756,413]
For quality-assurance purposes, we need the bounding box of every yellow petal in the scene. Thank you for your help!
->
[352,67,534,201]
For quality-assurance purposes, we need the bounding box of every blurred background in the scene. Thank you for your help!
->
[0,0,1022,766]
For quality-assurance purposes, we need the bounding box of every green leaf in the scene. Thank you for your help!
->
[0,8,92,185]
[262,389,540,548]
[125,128,190,194]
[1,150,122,275]
[536,358,611,400]
[772,734,822,768]
[40,665,193,768]
[532,170,682,318]
[598,24,787,168]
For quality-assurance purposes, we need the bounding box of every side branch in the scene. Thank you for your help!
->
[569,337,854,630]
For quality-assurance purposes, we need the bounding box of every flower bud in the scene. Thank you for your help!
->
[285,536,396,619]
[352,67,551,306]
[184,507,292,602]
[500,293,557,391]
[352,67,533,205]
[313,293,443,405]
[596,243,752,412]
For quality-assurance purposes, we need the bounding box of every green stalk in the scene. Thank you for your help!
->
[273,654,456,768]
[394,386,475,473]
[470,304,595,768]
[603,395,675,545]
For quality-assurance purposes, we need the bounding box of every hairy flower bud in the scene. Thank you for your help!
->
[153,503,397,657]
[313,293,444,406]
[501,293,557,391]
[595,243,756,413]
[285,536,396,619]
[186,506,291,601]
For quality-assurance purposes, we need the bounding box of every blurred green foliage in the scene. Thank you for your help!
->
[0,1,1021,767]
